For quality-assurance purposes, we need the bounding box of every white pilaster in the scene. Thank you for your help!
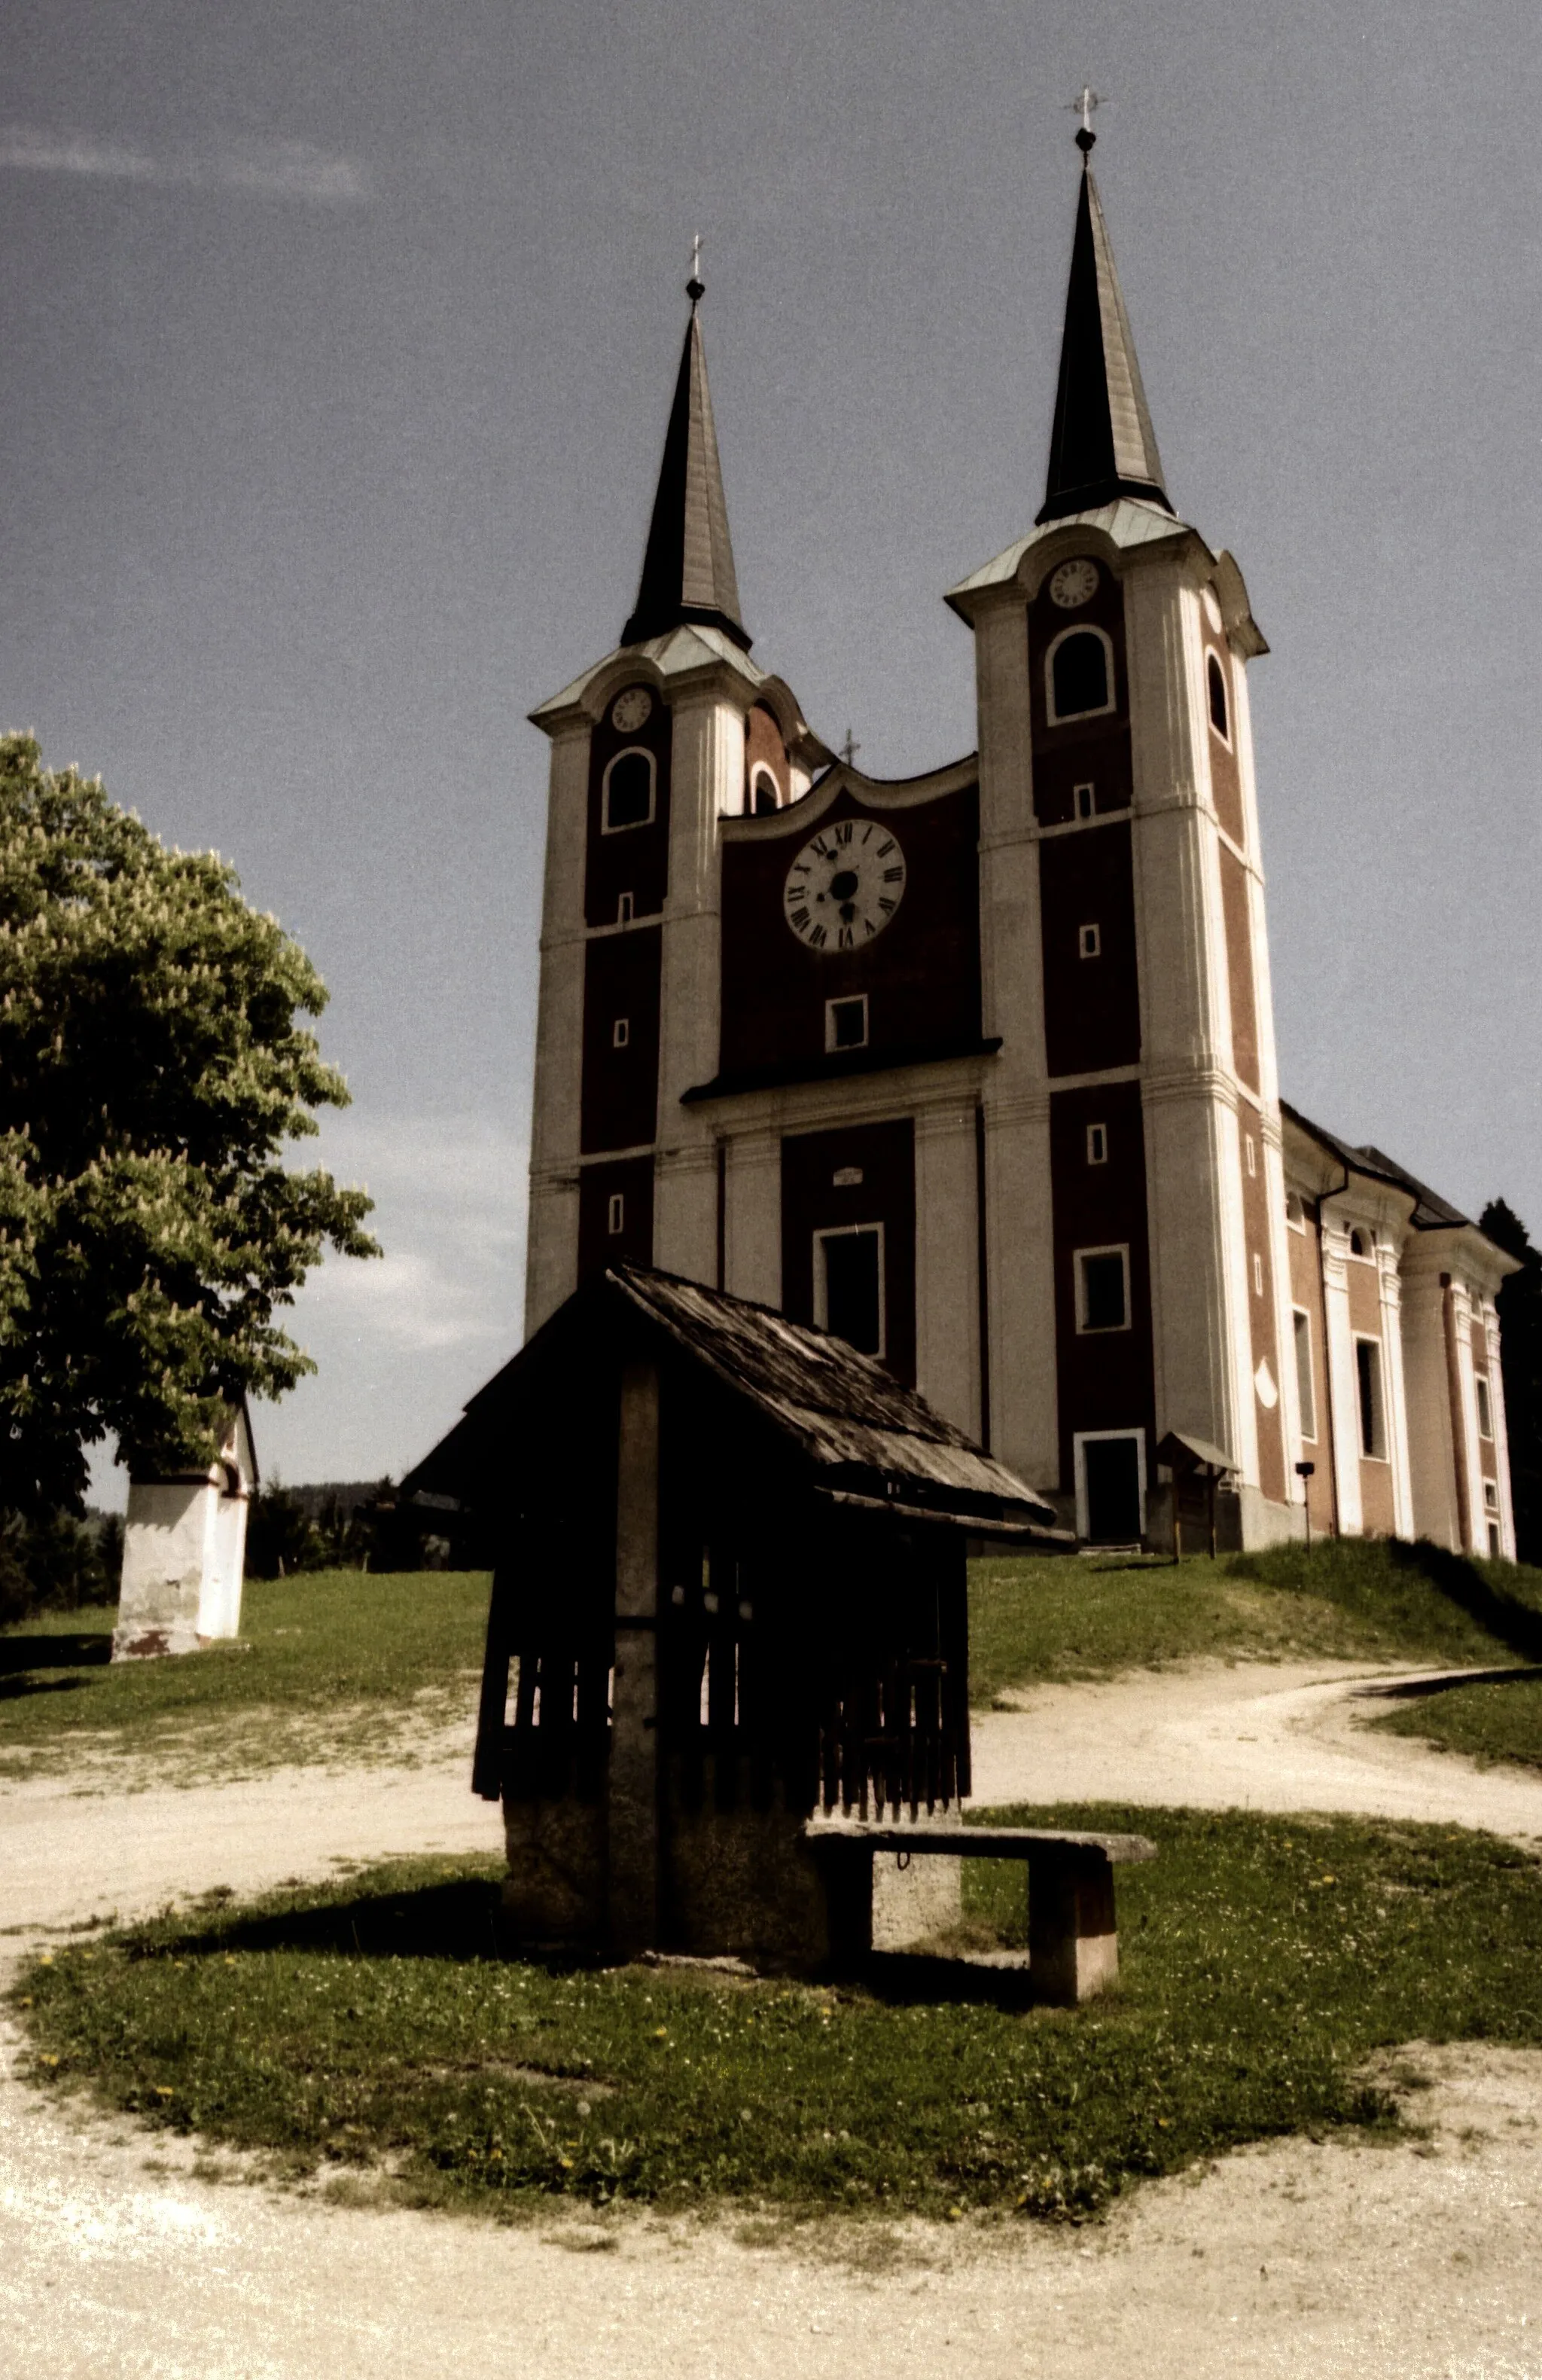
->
[524,719,591,1333]
[1376,1242,1416,1540]
[913,1104,981,1439]
[1319,1216,1364,1536]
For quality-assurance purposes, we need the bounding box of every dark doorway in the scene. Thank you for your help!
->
[818,1226,884,1356]
[1082,1435,1142,1544]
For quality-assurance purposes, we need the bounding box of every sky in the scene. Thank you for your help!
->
[2,0,1537,1501]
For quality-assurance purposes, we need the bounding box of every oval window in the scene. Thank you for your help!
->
[1208,652,1230,740]
[1050,630,1111,721]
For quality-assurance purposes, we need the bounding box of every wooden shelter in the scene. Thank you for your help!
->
[404,1262,1062,1970]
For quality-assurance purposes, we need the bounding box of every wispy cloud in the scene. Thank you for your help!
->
[0,126,369,203]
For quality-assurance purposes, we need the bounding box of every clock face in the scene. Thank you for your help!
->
[1049,557,1099,609]
[783,818,907,952]
[610,686,654,734]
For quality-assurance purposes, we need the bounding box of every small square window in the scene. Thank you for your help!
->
[825,995,869,1053]
[1476,1375,1493,1439]
[617,892,635,925]
[612,1016,630,1050]
[1285,1192,1305,1231]
[1484,1478,1499,1512]
[1078,923,1102,960]
[1252,1252,1263,1296]
[607,1193,625,1236]
[1074,782,1095,820]
[1076,1246,1129,1333]
[1086,1123,1108,1166]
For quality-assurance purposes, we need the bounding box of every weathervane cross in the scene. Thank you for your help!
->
[1068,84,1102,133]
[840,728,861,767]
[687,230,705,302]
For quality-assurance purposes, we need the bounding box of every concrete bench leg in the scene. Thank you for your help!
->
[1027,1853,1119,2005]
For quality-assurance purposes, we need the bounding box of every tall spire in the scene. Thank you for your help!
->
[622,246,750,652]
[1036,118,1172,526]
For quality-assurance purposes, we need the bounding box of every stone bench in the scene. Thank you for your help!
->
[802,1820,1157,2003]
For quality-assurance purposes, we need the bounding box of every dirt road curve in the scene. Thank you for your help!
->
[3,1665,1541,2379]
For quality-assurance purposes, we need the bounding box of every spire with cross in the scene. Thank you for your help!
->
[687,231,704,305]
[1066,84,1102,156]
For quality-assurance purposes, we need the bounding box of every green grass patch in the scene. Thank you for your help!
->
[14,1811,1542,2224]
[1371,1671,1542,1774]
[968,1538,1542,1707]
[0,1569,490,1785]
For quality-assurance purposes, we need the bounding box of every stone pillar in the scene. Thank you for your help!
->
[608,1359,660,1954]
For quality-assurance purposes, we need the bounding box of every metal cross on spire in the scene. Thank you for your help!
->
[839,728,861,767]
[687,230,705,304]
[1065,84,1104,154]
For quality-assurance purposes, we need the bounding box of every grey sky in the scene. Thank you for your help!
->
[2,0,1537,1496]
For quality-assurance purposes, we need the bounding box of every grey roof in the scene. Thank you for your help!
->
[1280,1100,1470,1230]
[1038,157,1172,527]
[622,307,749,652]
[405,1263,1059,1536]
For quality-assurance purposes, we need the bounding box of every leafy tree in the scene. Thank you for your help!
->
[0,734,378,1515]
[244,1482,325,1580]
[1480,1198,1542,1564]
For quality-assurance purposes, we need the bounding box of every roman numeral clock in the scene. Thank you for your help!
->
[782,819,907,952]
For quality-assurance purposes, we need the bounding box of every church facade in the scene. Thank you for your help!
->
[523,136,1516,1556]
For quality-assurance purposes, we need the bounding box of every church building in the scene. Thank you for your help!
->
[521,128,1517,1556]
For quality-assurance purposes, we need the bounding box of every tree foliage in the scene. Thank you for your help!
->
[0,734,378,1513]
[1480,1198,1541,1564]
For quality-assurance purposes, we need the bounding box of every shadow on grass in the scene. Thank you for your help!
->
[1388,1541,1542,1661]
[1360,1664,1542,1704]
[148,1877,519,1969]
[0,1632,111,1678]
[857,1949,1038,2012]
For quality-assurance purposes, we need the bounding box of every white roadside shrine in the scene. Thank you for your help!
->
[111,1403,258,1661]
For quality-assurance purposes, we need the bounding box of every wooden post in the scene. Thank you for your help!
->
[608,1359,660,1955]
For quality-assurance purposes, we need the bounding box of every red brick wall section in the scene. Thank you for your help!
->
[780,1118,916,1385]
[1287,1210,1336,1534]
[1039,822,1141,1076]
[578,1156,655,1280]
[1218,847,1260,1094]
[584,685,672,927]
[1205,646,1247,849]
[1027,557,1134,825]
[1238,1124,1286,1503]
[580,926,661,1155]
[718,786,981,1083]
[1050,1082,1155,1484]
[744,704,789,810]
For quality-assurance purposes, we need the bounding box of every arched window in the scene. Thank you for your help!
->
[1348,1228,1369,1259]
[602,747,655,833]
[749,764,780,816]
[1047,627,1113,723]
[1208,652,1230,741]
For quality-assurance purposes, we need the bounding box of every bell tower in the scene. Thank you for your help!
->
[948,121,1301,1544]
[524,263,825,1337]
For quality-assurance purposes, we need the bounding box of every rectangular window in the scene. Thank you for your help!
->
[1355,1338,1386,1460]
[607,1192,625,1236]
[1076,1245,1130,1334]
[1285,1192,1306,1231]
[1294,1309,1316,1440]
[611,1016,629,1049]
[1086,1122,1108,1166]
[617,891,635,925]
[825,993,869,1053]
[1077,922,1102,959]
[1488,1521,1501,1557]
[1252,1252,1263,1296]
[1245,1134,1257,1177]
[814,1224,885,1357]
[1074,781,1095,819]
[1476,1374,1493,1439]
[1484,1478,1498,1512]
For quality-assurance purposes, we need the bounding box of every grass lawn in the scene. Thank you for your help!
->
[968,1538,1542,1707]
[1371,1672,1542,1774]
[14,1808,1542,2225]
[0,1570,489,1785]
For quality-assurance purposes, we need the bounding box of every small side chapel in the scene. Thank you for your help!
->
[518,124,1517,1556]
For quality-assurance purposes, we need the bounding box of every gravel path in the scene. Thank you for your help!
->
[4,1664,1542,2378]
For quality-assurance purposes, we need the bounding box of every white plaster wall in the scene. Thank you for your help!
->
[199,1492,249,1641]
[723,1128,781,1307]
[114,1480,218,1660]
[654,688,739,1283]
[913,1105,981,1440]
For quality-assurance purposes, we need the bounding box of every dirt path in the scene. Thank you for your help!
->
[5,1667,1542,2378]
[973,1658,1542,1841]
